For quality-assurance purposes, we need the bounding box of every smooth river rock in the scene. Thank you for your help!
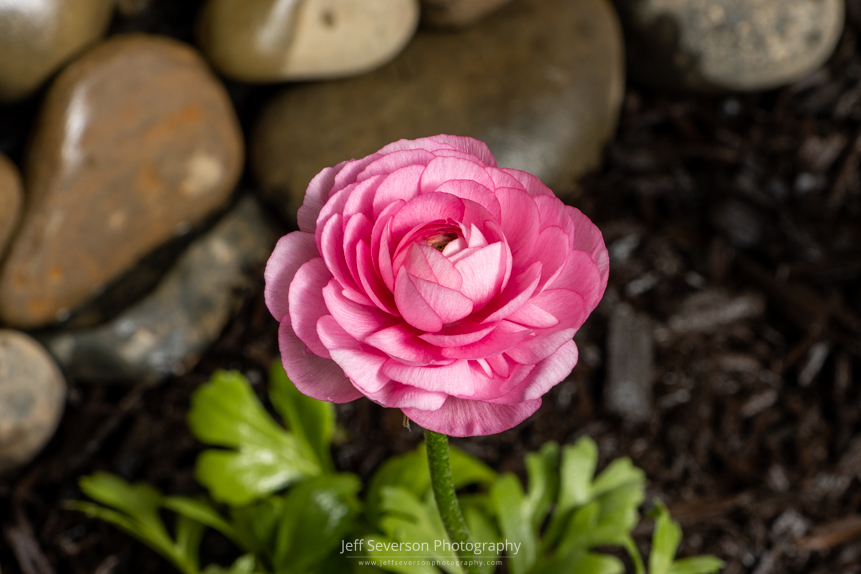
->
[615,0,845,92]
[42,197,274,383]
[0,331,66,473]
[0,34,244,329]
[0,0,114,102]
[252,0,624,217]
[421,0,514,27]
[0,154,23,258]
[197,0,419,82]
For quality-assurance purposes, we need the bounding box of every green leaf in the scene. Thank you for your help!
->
[571,553,626,574]
[272,474,361,573]
[523,442,559,532]
[230,496,285,562]
[70,473,200,574]
[163,497,241,548]
[364,534,441,574]
[667,556,725,574]
[373,486,462,574]
[557,438,599,511]
[366,444,495,528]
[463,504,500,574]
[188,370,321,505]
[269,361,336,472]
[490,475,535,574]
[201,554,257,574]
[649,502,682,574]
[591,458,645,498]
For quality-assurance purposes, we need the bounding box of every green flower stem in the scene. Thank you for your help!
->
[424,430,480,574]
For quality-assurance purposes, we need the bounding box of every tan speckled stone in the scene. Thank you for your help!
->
[0,0,114,102]
[420,0,513,27]
[197,0,419,82]
[0,34,244,328]
[0,154,23,258]
[251,0,624,217]
[0,330,66,474]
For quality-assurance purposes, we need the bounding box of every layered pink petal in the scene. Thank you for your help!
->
[317,315,389,394]
[372,165,424,218]
[420,157,495,194]
[403,397,542,437]
[264,232,318,320]
[288,258,334,358]
[322,279,398,341]
[488,340,578,404]
[440,321,532,360]
[278,320,361,403]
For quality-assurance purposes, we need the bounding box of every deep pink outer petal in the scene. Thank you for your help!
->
[264,232,318,321]
[277,320,361,403]
[488,340,578,404]
[297,165,339,233]
[288,258,334,358]
[403,397,542,437]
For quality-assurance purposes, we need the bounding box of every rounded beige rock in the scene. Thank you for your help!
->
[0,0,114,102]
[0,330,66,474]
[197,0,419,82]
[0,34,244,329]
[0,154,23,258]
[618,0,845,91]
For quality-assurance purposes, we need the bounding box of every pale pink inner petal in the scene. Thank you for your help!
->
[288,258,334,358]
[433,180,502,221]
[389,193,465,245]
[364,324,445,365]
[440,321,532,360]
[453,242,506,308]
[419,321,497,347]
[356,240,399,315]
[496,187,540,262]
[372,165,424,218]
[322,279,399,341]
[419,157,495,194]
[394,268,443,332]
[476,261,542,324]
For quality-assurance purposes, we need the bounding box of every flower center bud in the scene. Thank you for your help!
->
[427,232,459,252]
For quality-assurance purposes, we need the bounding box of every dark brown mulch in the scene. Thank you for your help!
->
[3,1,861,573]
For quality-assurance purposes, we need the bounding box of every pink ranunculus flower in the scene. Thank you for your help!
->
[265,135,608,437]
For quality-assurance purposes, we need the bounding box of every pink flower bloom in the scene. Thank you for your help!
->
[265,135,608,437]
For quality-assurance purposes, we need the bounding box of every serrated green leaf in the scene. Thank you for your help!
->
[163,497,241,548]
[375,486,462,574]
[649,502,682,574]
[463,504,500,574]
[667,556,725,574]
[269,361,335,472]
[201,554,257,574]
[188,370,321,505]
[523,442,559,532]
[592,458,646,498]
[272,474,361,573]
[490,474,535,574]
[230,496,285,562]
[595,481,645,536]
[558,438,599,510]
[366,444,495,528]
[571,552,626,574]
[70,474,200,574]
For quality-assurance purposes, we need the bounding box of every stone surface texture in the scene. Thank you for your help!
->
[0,154,23,258]
[0,0,114,102]
[0,330,66,474]
[0,34,244,329]
[252,0,624,217]
[615,0,845,91]
[197,0,419,82]
[43,197,274,383]
[421,0,514,27]
[605,302,654,424]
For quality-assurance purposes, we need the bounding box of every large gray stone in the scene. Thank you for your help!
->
[0,331,66,473]
[615,0,844,92]
[42,197,274,383]
[252,0,624,217]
